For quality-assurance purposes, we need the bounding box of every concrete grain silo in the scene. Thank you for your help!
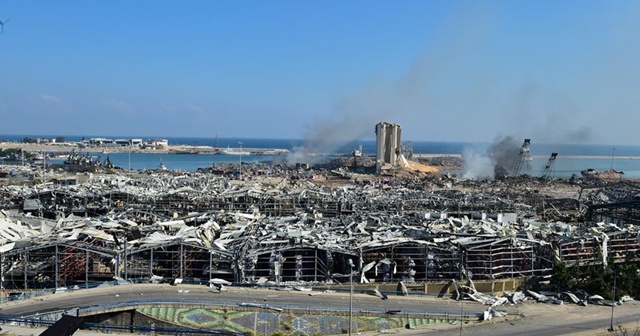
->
[375,122,403,173]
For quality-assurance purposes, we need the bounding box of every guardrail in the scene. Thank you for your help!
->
[64,299,477,324]
[0,315,245,335]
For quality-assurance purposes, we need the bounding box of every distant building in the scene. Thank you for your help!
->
[375,122,403,172]
[87,138,111,146]
[85,137,168,148]
[144,139,169,148]
[114,139,130,146]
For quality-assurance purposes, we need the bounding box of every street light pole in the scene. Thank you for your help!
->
[348,258,355,336]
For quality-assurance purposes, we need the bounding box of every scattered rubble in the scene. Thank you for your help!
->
[0,159,639,305]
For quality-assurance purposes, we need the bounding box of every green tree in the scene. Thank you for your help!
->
[551,262,575,290]
[611,263,640,299]
[552,260,640,299]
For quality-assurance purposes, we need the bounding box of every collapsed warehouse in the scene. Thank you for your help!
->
[1,123,639,293]
[1,164,640,292]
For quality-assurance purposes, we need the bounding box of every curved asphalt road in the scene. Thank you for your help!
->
[1,284,638,336]
[426,300,640,336]
[0,283,485,317]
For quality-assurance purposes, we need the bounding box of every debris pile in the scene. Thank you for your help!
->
[0,164,639,294]
[453,279,636,320]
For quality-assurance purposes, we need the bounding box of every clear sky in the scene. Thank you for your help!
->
[1,1,639,145]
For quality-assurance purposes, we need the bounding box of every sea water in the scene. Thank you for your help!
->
[3,135,640,178]
[83,143,640,178]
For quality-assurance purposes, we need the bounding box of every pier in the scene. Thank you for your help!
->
[0,142,289,156]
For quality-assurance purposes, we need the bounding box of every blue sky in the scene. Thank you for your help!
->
[1,1,639,145]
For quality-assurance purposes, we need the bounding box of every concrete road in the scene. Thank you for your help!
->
[424,300,640,336]
[0,283,487,317]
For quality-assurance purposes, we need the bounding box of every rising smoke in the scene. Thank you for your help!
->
[286,110,383,165]
[508,83,596,145]
[285,5,489,165]
[462,148,494,180]
[463,136,521,180]
[285,75,428,165]
[287,2,640,166]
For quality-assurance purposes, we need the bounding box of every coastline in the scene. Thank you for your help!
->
[4,143,640,160]
[0,143,281,155]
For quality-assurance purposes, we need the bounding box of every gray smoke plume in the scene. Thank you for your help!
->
[463,136,522,180]
[487,136,521,179]
[285,69,433,165]
[286,5,489,165]
[462,148,494,180]
[285,1,640,166]
[565,126,594,143]
[508,83,596,145]
[286,110,383,165]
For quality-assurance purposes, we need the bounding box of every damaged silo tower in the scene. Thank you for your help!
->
[375,122,403,172]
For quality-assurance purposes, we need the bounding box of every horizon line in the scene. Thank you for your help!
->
[0,133,632,148]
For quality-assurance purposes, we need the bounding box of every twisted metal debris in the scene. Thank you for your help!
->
[0,162,639,292]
